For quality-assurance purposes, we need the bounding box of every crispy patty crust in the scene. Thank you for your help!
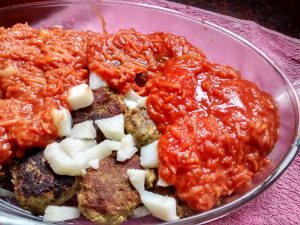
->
[11,150,79,214]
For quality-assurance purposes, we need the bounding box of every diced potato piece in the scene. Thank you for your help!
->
[140,140,159,168]
[140,191,179,222]
[89,72,108,90]
[95,114,125,141]
[52,107,72,137]
[67,83,94,110]
[43,206,80,222]
[127,169,146,193]
[60,138,96,158]
[69,120,96,139]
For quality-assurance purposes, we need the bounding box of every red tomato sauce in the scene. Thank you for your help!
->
[0,24,89,163]
[89,30,279,211]
[0,25,279,211]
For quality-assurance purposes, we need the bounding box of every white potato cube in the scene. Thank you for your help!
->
[140,140,159,168]
[140,191,179,222]
[95,114,125,141]
[52,107,72,137]
[127,169,146,193]
[60,138,96,158]
[43,206,80,222]
[89,71,108,90]
[67,83,94,110]
[69,120,96,139]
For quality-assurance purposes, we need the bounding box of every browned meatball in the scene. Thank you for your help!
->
[77,154,142,225]
[11,150,79,214]
[124,107,160,149]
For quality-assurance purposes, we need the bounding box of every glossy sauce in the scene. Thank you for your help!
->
[89,30,279,211]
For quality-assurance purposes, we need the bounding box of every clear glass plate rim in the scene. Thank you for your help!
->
[0,0,299,224]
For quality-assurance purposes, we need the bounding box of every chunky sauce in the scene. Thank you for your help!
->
[0,24,89,163]
[0,25,279,211]
[89,30,279,211]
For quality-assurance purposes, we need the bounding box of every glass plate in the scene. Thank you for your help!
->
[0,1,299,225]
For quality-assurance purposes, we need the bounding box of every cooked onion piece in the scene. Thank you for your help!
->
[127,168,178,222]
[140,140,159,168]
[95,114,125,141]
[157,177,170,187]
[45,139,121,176]
[89,71,108,90]
[43,206,80,222]
[67,83,94,110]
[52,107,72,137]
[137,96,147,107]
[140,191,178,222]
[60,138,96,158]
[124,90,147,109]
[88,158,99,169]
[117,134,138,161]
[69,120,96,139]
[44,142,85,176]
[124,98,138,109]
[127,169,146,193]
[131,206,151,218]
[84,140,121,162]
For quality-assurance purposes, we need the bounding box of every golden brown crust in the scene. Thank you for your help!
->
[11,150,79,214]
[78,154,141,225]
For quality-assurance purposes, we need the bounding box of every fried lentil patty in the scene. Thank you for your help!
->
[11,150,79,214]
[124,107,160,149]
[78,154,142,225]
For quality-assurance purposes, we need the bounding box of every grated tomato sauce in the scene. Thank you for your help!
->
[0,25,279,211]
[0,24,89,163]
[91,30,279,211]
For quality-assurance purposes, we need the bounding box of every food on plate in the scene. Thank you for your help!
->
[10,151,79,214]
[0,23,279,225]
